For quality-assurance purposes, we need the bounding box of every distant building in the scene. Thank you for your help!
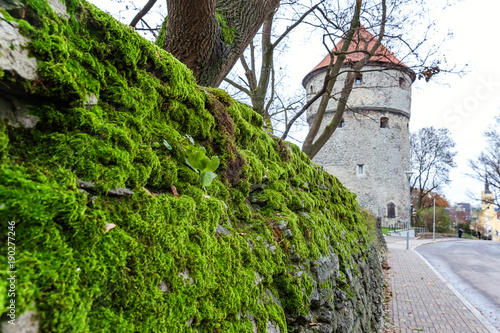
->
[446,202,472,226]
[302,27,415,227]
[456,202,471,214]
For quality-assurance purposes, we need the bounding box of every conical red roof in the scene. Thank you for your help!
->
[309,26,408,73]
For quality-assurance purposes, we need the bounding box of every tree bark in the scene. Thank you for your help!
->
[252,10,275,127]
[163,0,280,87]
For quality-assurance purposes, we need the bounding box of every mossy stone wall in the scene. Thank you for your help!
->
[0,1,385,332]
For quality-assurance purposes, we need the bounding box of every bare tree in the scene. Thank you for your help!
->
[281,0,458,158]
[226,0,386,148]
[468,115,500,207]
[223,2,322,131]
[222,0,456,159]
[410,127,457,210]
[297,0,385,158]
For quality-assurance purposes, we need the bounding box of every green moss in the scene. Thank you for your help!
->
[0,0,375,332]
[215,11,236,45]
[155,18,168,48]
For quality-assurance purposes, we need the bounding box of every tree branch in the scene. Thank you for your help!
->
[223,77,251,97]
[301,0,363,156]
[130,0,158,28]
[272,2,322,48]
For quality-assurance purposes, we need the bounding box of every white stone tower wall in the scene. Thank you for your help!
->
[304,65,413,226]
[305,65,412,120]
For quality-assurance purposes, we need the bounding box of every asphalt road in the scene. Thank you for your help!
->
[415,239,500,328]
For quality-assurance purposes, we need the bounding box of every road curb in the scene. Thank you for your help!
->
[412,242,499,333]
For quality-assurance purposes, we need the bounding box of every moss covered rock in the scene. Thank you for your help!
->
[0,1,385,332]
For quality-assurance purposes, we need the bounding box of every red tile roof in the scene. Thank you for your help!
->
[309,26,408,73]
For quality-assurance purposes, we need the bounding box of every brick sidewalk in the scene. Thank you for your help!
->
[385,238,497,333]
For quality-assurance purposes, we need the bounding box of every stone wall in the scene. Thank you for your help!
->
[0,1,387,332]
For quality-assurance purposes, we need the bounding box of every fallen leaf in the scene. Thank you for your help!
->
[272,227,282,241]
[170,185,179,198]
[105,223,116,233]
[237,233,247,236]
[142,187,159,196]
[203,195,210,199]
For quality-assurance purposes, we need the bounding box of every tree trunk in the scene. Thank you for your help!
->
[162,0,280,87]
[252,10,275,123]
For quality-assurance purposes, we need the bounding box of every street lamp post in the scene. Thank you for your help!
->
[405,171,414,250]
[433,193,436,241]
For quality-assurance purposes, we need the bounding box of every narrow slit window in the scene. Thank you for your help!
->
[357,164,364,175]
[310,85,314,93]
[380,117,389,128]
[338,119,345,128]
[399,77,407,88]
[387,202,396,218]
[355,74,363,84]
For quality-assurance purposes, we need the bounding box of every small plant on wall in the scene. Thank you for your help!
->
[164,135,220,188]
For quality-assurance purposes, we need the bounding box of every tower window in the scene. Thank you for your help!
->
[380,117,389,128]
[310,85,314,93]
[399,77,407,88]
[338,118,345,128]
[387,202,396,218]
[357,164,364,175]
[355,74,363,84]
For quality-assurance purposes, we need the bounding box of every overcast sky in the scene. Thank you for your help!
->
[89,0,499,207]
[402,0,500,206]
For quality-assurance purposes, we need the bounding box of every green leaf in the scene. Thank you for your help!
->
[184,157,199,173]
[163,140,172,150]
[187,150,206,171]
[205,156,220,173]
[201,171,217,187]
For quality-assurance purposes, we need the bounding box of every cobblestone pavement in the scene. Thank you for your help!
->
[384,236,498,333]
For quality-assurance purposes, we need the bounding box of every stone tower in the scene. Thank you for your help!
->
[302,27,415,227]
